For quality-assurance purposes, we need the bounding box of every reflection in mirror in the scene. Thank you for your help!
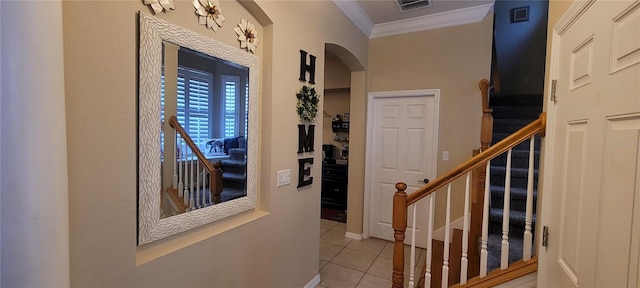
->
[138,12,259,245]
[160,42,249,218]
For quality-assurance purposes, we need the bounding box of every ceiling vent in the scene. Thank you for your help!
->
[396,0,431,12]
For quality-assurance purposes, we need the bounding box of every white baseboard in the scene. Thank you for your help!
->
[304,274,321,288]
[345,232,362,241]
[432,214,468,241]
[494,271,537,288]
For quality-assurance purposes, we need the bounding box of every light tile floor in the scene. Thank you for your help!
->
[319,219,425,288]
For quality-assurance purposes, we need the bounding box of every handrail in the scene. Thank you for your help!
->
[406,112,546,206]
[168,115,215,173]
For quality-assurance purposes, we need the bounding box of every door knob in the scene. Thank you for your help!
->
[420,178,429,184]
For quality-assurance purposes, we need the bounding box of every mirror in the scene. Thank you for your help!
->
[138,12,259,245]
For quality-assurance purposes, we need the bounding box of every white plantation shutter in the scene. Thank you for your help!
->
[222,75,240,138]
[161,66,212,151]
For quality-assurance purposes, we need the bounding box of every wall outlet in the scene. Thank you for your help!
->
[442,151,449,161]
[276,169,291,187]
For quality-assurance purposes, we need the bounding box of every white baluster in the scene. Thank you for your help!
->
[204,169,209,206]
[189,148,195,209]
[178,138,184,197]
[196,160,201,209]
[523,136,535,260]
[480,161,491,277]
[501,149,512,269]
[460,172,471,284]
[172,130,177,188]
[442,184,451,288]
[183,143,189,205]
[409,204,417,288]
[425,193,435,288]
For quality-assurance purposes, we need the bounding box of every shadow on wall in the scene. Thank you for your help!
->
[494,0,549,95]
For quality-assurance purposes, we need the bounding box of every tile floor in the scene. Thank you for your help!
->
[319,219,425,288]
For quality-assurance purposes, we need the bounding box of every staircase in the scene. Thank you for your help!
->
[219,137,247,202]
[487,94,543,270]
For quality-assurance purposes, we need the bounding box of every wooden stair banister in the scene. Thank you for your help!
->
[406,113,545,206]
[168,115,223,204]
[392,113,546,288]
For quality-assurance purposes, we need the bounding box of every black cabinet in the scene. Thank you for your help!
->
[321,163,348,210]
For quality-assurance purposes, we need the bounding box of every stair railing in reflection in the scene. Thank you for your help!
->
[166,115,223,214]
[392,113,546,288]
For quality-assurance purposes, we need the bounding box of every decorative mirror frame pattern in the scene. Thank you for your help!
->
[138,12,259,245]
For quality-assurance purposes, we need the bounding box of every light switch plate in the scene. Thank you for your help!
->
[442,151,449,161]
[277,169,291,187]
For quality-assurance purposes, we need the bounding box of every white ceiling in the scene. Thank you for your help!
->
[333,0,495,38]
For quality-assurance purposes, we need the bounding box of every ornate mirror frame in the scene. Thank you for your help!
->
[138,12,259,245]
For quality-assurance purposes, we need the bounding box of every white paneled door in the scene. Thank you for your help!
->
[368,91,439,247]
[541,1,640,286]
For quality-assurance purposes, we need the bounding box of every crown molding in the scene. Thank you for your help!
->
[333,0,374,37]
[370,2,495,39]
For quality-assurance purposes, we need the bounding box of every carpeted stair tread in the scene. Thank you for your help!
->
[222,172,246,182]
[485,233,533,272]
[491,185,537,201]
[490,106,543,119]
[489,208,536,237]
[220,159,247,167]
[490,166,539,177]
[493,119,539,134]
[491,150,540,169]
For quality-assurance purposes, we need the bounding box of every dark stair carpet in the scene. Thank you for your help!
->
[487,94,542,269]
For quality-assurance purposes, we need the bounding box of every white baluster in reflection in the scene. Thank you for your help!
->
[501,149,513,269]
[189,147,195,210]
[183,142,189,207]
[178,138,184,197]
[480,161,491,277]
[196,159,201,209]
[523,136,535,260]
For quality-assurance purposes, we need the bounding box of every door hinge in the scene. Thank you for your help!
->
[551,79,558,103]
[542,226,549,247]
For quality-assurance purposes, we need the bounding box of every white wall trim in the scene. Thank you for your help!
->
[335,2,494,39]
[363,89,440,240]
[304,274,321,288]
[345,231,363,241]
[332,0,374,37]
[370,3,494,38]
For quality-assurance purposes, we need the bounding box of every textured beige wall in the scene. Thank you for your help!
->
[63,0,367,286]
[367,14,494,229]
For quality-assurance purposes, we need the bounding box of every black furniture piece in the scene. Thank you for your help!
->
[321,163,348,211]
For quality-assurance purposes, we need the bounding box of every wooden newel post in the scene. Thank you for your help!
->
[392,182,408,288]
[479,79,493,152]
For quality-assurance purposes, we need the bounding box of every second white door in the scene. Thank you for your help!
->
[368,91,439,247]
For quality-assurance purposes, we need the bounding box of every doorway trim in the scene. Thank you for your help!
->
[363,89,440,238]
